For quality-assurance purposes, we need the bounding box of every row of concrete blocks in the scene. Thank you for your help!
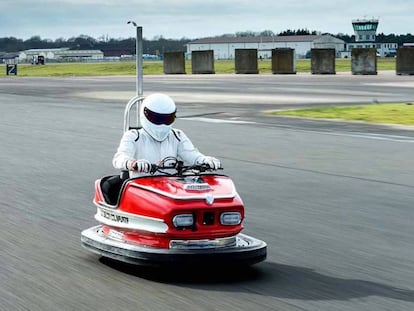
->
[164,48,414,75]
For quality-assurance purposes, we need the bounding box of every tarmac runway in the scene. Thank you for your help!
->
[1,73,414,311]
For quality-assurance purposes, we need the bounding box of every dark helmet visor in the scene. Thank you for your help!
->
[144,107,176,125]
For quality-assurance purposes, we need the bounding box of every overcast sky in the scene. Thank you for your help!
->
[1,0,412,40]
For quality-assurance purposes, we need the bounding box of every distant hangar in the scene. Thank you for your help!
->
[186,34,346,59]
[18,48,104,63]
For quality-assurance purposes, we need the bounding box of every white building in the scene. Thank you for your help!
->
[186,34,345,59]
[18,48,104,63]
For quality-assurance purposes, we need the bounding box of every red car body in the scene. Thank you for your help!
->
[82,170,266,266]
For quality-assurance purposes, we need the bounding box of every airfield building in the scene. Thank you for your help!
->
[186,34,345,59]
[18,48,104,63]
[346,18,398,57]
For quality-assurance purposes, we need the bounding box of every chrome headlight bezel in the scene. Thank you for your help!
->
[172,214,194,228]
[220,212,242,226]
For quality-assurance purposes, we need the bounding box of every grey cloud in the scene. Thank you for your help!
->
[0,0,412,40]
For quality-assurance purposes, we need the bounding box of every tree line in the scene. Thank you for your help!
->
[0,35,190,55]
[1,29,413,54]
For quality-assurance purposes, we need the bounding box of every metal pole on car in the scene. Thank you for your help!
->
[136,25,143,96]
[127,21,144,129]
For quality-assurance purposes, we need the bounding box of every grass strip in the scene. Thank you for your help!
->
[270,103,414,126]
[0,58,396,77]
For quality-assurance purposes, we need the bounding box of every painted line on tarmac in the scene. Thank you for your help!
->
[182,117,414,143]
[182,117,256,125]
[317,131,414,143]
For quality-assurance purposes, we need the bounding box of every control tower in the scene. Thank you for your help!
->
[352,18,379,42]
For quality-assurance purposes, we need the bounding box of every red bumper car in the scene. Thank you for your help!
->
[81,96,266,267]
[81,157,266,266]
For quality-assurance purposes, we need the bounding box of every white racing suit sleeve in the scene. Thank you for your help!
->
[112,130,139,170]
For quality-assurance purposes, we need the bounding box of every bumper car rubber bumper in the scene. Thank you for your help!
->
[81,225,267,267]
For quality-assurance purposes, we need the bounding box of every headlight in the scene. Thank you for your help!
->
[173,214,194,228]
[220,212,241,225]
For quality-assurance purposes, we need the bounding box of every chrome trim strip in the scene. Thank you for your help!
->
[169,236,237,250]
[183,183,212,191]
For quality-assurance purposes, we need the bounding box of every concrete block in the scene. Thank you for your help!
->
[351,48,377,75]
[311,48,336,74]
[163,52,186,74]
[235,49,258,74]
[272,48,296,74]
[191,50,215,74]
[396,48,414,75]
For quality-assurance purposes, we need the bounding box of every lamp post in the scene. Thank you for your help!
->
[127,21,143,96]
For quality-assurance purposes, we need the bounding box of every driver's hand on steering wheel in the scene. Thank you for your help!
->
[198,156,221,170]
[128,159,151,173]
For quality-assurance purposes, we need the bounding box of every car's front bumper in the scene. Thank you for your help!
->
[81,225,267,267]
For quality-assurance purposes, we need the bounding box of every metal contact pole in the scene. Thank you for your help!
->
[127,21,144,128]
[127,21,143,96]
[137,26,143,96]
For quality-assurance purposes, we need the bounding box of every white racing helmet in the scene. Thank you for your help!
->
[140,93,177,141]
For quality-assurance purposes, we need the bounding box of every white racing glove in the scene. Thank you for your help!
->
[197,156,221,170]
[127,159,151,173]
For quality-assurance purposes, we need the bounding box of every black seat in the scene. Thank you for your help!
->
[101,175,126,205]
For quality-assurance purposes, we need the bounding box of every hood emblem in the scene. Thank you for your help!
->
[205,193,214,205]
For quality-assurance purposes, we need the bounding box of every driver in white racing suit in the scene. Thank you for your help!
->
[113,93,221,177]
